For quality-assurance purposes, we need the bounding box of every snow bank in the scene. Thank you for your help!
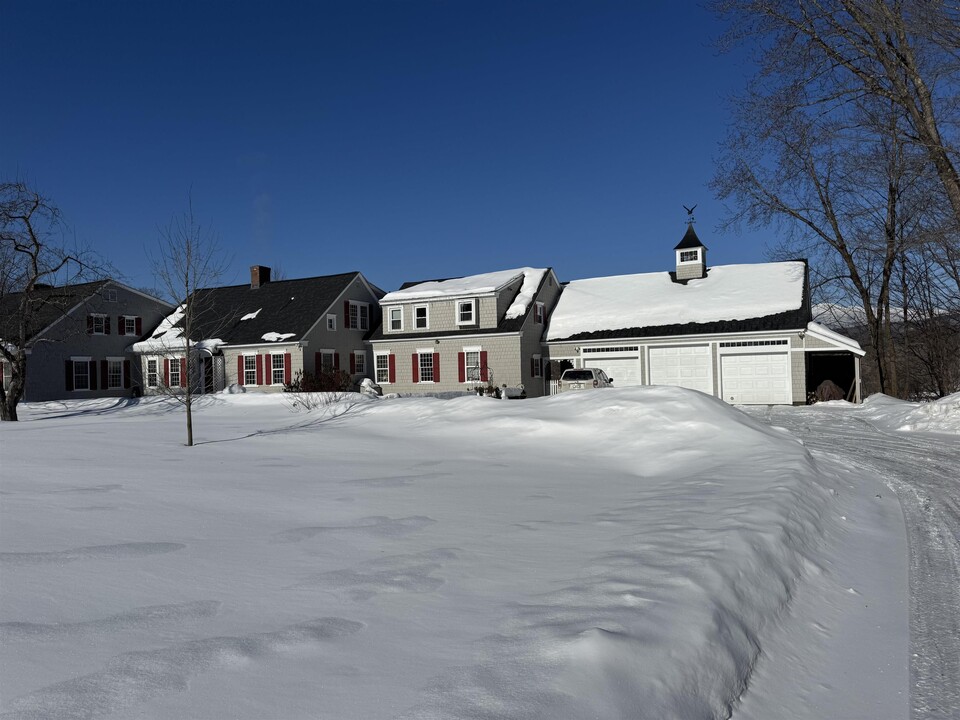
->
[1,388,845,719]
[859,392,960,435]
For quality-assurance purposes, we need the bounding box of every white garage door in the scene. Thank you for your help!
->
[584,357,641,387]
[648,345,713,394]
[720,352,790,405]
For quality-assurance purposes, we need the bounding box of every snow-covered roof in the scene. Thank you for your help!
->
[382,267,546,304]
[546,261,807,341]
[130,305,187,352]
[806,322,865,356]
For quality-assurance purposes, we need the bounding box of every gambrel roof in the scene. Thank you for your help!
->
[137,271,377,350]
[545,261,811,342]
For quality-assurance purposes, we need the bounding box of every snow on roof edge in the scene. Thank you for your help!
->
[806,322,865,355]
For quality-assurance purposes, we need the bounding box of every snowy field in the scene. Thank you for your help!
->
[0,388,953,719]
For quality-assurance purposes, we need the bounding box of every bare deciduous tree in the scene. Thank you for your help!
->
[0,181,106,421]
[712,0,960,397]
[150,198,228,445]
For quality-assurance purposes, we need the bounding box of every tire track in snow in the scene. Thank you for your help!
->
[749,406,960,720]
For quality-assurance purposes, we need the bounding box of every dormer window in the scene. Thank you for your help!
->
[679,250,700,263]
[456,299,476,326]
[414,305,429,330]
[388,307,403,331]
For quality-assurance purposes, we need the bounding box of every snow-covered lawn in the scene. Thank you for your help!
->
[0,388,937,719]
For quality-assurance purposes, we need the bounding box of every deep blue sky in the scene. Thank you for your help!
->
[3,1,763,294]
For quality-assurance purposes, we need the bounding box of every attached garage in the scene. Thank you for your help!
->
[719,350,791,405]
[583,355,641,388]
[648,345,712,394]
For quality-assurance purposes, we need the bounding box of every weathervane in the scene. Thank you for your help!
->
[683,204,697,224]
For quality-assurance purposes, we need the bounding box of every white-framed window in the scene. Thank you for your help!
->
[679,249,700,263]
[531,354,542,378]
[147,358,159,388]
[534,302,545,323]
[107,359,123,388]
[354,352,366,375]
[418,351,434,383]
[123,316,137,335]
[90,314,107,335]
[464,347,481,382]
[327,314,337,331]
[168,358,181,387]
[73,360,90,391]
[375,353,391,383]
[388,307,403,332]
[104,288,118,302]
[414,305,429,330]
[271,354,285,385]
[244,355,257,385]
[348,302,369,330]
[456,299,476,326]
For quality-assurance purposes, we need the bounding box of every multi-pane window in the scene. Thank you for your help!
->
[457,300,475,325]
[327,314,336,331]
[321,352,335,371]
[90,315,107,334]
[354,352,365,375]
[375,354,390,383]
[348,302,370,330]
[680,250,699,262]
[244,356,257,385]
[272,354,285,385]
[73,361,90,390]
[531,355,542,378]
[414,305,428,329]
[124,317,137,335]
[418,352,434,382]
[108,360,123,388]
[147,359,158,388]
[389,307,402,331]
[104,289,118,302]
[168,358,181,387]
[465,350,480,382]
[534,303,545,323]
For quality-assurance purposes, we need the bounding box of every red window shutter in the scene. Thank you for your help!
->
[123,360,131,389]
[87,315,94,334]
[179,357,187,387]
[117,316,124,335]
[388,354,396,383]
[334,353,340,370]
[433,352,440,383]
[315,352,322,375]
[135,317,142,336]
[101,360,109,389]
[89,361,98,390]
[164,358,170,386]
[65,361,74,391]
[344,300,351,328]
[256,355,263,385]
[238,355,245,386]
[284,353,291,384]
[350,353,356,374]
[480,351,489,382]
[411,353,419,383]
[458,352,465,383]
[104,317,110,335]
[530,358,535,377]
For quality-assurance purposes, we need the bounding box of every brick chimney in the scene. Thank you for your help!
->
[250,265,271,289]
